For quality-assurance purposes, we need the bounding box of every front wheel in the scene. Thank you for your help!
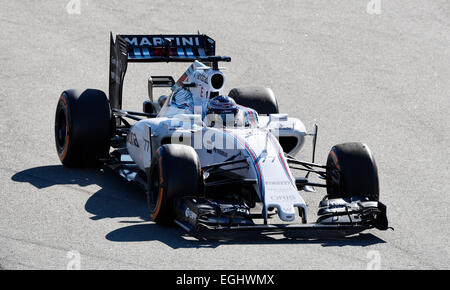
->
[147,144,201,225]
[326,142,379,200]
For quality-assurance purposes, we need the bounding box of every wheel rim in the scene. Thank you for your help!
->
[55,107,67,150]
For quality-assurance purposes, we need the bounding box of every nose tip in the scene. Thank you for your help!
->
[277,205,296,221]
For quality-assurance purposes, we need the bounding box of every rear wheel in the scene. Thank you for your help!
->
[228,87,279,115]
[54,89,111,167]
[326,142,379,200]
[147,144,201,225]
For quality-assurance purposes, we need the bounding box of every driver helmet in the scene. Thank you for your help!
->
[205,95,238,127]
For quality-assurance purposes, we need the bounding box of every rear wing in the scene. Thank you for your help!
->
[109,33,230,111]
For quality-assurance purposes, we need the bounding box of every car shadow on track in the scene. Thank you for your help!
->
[106,223,386,249]
[11,165,149,221]
[12,165,386,249]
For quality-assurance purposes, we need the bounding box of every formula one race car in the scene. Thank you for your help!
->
[54,33,389,239]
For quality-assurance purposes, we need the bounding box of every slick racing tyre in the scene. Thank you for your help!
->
[326,142,379,201]
[54,89,111,167]
[228,87,279,115]
[147,144,201,225]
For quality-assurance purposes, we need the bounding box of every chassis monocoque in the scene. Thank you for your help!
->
[54,34,389,239]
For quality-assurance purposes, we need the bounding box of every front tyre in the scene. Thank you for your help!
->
[54,89,111,167]
[147,144,201,225]
[326,142,379,200]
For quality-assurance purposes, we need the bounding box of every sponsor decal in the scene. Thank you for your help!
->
[268,194,297,201]
[185,207,197,221]
[127,132,139,148]
[265,181,291,186]
[124,36,201,47]
[194,72,208,84]
[219,204,247,214]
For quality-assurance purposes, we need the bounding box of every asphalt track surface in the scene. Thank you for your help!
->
[0,0,449,270]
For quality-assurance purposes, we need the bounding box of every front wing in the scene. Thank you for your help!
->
[174,196,389,240]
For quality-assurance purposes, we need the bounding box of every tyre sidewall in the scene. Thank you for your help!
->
[148,145,201,224]
[55,93,75,165]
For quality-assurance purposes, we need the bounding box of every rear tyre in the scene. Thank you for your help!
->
[54,89,111,167]
[326,142,379,200]
[147,144,201,225]
[228,87,279,115]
